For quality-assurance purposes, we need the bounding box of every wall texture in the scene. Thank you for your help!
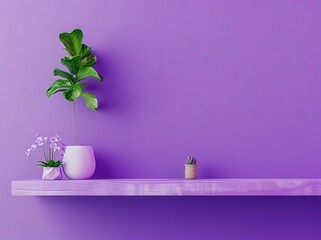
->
[1,0,321,239]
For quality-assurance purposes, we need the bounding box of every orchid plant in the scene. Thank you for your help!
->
[25,134,66,167]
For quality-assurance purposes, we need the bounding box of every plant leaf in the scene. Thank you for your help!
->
[46,80,71,97]
[63,84,83,101]
[81,92,98,111]
[59,29,83,56]
[37,161,48,167]
[80,53,96,68]
[53,161,61,167]
[61,56,81,75]
[47,160,55,167]
[76,67,102,81]
[81,44,91,55]
[38,161,47,164]
[54,68,74,84]
[80,45,96,68]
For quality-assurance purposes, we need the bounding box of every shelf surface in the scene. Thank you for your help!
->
[11,178,321,196]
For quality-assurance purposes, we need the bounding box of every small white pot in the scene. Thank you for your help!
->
[42,167,63,180]
[62,146,96,180]
[185,164,197,179]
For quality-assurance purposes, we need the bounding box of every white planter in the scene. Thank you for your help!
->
[62,146,96,180]
[185,164,197,179]
[42,167,63,180]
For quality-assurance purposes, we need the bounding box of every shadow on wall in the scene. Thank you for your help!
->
[35,196,321,240]
[200,163,218,179]
[83,50,133,114]
[92,150,118,179]
[78,49,136,179]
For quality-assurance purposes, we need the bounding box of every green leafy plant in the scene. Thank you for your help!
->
[38,160,62,167]
[46,29,103,144]
[186,155,197,165]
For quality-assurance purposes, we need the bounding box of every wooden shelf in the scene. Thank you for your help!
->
[11,178,321,196]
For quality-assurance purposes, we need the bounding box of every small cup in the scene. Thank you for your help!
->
[185,164,197,179]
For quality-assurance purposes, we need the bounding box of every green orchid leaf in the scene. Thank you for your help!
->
[81,92,98,111]
[61,56,81,75]
[76,67,102,81]
[53,68,74,84]
[53,161,61,167]
[63,84,83,101]
[59,29,83,56]
[47,160,55,167]
[37,161,48,167]
[46,80,71,97]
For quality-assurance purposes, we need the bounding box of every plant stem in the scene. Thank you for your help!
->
[45,141,49,162]
[72,101,78,145]
[43,146,46,161]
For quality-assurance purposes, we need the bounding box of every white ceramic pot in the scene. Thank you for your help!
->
[185,164,197,179]
[42,167,63,180]
[62,146,96,180]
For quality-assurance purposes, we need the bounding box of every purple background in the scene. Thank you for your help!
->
[1,0,321,239]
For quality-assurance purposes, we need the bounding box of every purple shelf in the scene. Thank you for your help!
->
[11,178,321,196]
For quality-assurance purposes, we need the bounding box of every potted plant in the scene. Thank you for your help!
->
[185,156,197,179]
[25,135,65,180]
[46,29,103,179]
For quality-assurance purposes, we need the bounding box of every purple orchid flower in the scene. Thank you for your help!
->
[26,134,65,162]
[36,137,45,146]
[30,144,37,150]
[50,142,57,149]
[25,149,31,158]
[49,136,57,143]
[54,146,60,152]
[55,135,61,141]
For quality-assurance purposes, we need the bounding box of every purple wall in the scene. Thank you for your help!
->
[2,0,321,239]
